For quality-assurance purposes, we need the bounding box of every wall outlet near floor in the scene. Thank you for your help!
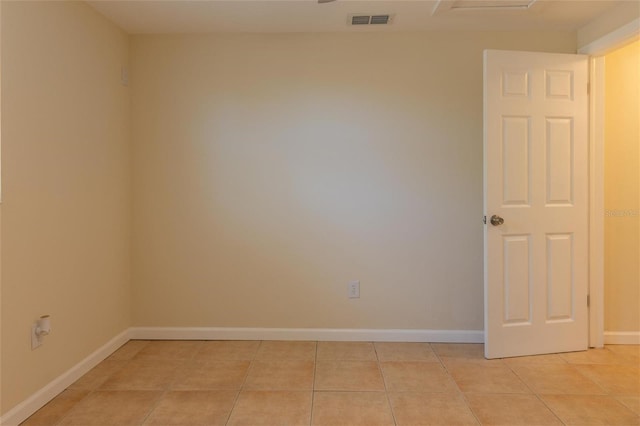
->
[31,315,51,350]
[348,280,360,298]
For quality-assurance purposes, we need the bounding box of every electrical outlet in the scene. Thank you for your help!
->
[348,281,360,298]
[31,315,51,350]
[31,324,43,350]
[121,66,129,86]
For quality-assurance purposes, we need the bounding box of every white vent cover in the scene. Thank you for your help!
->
[432,0,537,15]
[348,14,394,26]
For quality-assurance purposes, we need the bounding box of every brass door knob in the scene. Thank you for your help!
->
[490,215,504,226]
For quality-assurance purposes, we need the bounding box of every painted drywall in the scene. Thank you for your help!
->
[577,1,640,50]
[604,39,640,333]
[1,1,131,414]
[131,31,576,330]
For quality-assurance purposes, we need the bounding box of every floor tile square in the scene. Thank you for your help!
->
[133,340,202,361]
[434,343,505,367]
[107,340,150,361]
[21,389,89,426]
[143,390,237,425]
[227,391,312,425]
[446,361,530,394]
[171,360,250,390]
[607,345,640,364]
[311,391,394,426]
[540,394,640,425]
[381,361,458,392]
[195,341,260,361]
[315,361,384,391]
[100,359,182,390]
[255,341,316,360]
[510,363,605,395]
[617,396,640,416]
[465,393,562,425]
[316,342,376,361]
[68,360,127,390]
[573,364,640,395]
[58,391,161,425]
[432,343,486,360]
[374,342,438,362]
[389,392,478,425]
[502,353,567,367]
[244,360,315,390]
[560,348,631,365]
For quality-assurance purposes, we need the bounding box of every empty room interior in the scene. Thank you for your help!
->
[1,0,639,425]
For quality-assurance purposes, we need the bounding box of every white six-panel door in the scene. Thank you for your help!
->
[484,50,589,359]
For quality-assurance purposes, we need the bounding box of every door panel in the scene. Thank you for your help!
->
[546,118,574,204]
[484,50,589,359]
[503,235,531,324]
[502,116,531,205]
[546,233,573,321]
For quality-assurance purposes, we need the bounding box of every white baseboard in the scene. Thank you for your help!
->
[0,329,131,426]
[604,331,640,345]
[20,326,639,426]
[0,326,483,426]
[128,326,485,343]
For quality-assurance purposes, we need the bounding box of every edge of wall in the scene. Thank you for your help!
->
[578,18,640,55]
[604,331,640,345]
[129,327,485,343]
[0,329,130,426]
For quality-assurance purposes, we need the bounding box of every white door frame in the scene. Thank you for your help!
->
[579,18,640,348]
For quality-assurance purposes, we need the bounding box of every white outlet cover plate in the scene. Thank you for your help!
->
[348,280,360,298]
[31,324,43,350]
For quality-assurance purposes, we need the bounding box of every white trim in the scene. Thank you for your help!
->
[0,329,130,426]
[586,18,640,350]
[129,327,485,343]
[0,326,482,425]
[589,56,605,349]
[604,331,640,345]
[579,18,640,55]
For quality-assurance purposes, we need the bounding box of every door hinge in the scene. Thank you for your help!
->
[483,215,487,225]
[587,294,590,307]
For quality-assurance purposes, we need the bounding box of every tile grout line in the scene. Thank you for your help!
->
[223,340,261,426]
[432,344,483,426]
[502,361,568,426]
[309,341,318,426]
[53,341,151,426]
[377,342,399,426]
[565,361,610,395]
[138,340,201,425]
[49,388,95,426]
[22,341,640,426]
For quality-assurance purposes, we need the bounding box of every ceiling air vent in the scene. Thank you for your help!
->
[351,15,371,25]
[432,0,537,15]
[370,15,390,25]
[348,14,394,26]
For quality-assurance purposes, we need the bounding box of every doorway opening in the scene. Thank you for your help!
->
[583,25,640,348]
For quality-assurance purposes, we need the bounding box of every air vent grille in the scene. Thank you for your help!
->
[348,14,393,26]
[370,15,390,25]
[351,15,370,25]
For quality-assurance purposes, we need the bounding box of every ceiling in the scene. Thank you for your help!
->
[87,0,625,34]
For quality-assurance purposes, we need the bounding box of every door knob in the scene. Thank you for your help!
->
[490,215,504,226]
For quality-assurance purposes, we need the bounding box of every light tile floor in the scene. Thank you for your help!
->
[21,341,640,425]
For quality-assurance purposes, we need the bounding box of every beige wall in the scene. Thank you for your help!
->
[1,1,131,414]
[577,1,640,50]
[131,31,576,329]
[604,40,640,333]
